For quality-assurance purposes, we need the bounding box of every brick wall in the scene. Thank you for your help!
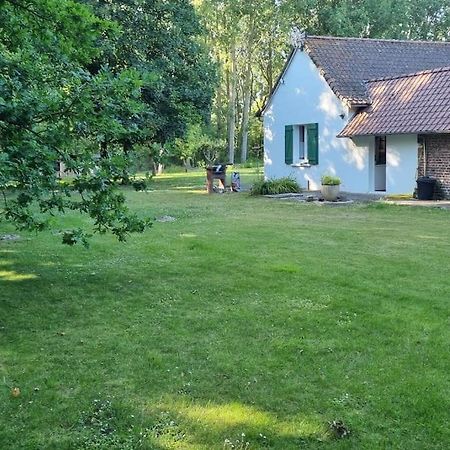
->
[417,134,450,199]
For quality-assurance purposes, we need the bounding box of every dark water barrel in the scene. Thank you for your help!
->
[416,176,436,200]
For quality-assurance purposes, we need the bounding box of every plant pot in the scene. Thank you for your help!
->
[321,184,340,201]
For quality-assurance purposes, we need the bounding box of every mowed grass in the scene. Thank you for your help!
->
[0,168,449,449]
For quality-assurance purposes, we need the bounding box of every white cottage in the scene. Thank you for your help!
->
[262,35,450,196]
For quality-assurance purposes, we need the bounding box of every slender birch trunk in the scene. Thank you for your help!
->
[240,24,255,163]
[240,69,252,163]
[267,42,273,91]
[215,54,225,138]
[227,41,237,164]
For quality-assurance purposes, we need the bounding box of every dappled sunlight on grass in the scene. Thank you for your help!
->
[39,261,57,267]
[176,401,274,428]
[156,170,205,179]
[143,399,328,449]
[0,269,38,282]
[0,249,17,254]
[172,186,204,191]
[153,171,206,183]
[154,188,209,195]
[146,188,208,195]
[180,401,326,438]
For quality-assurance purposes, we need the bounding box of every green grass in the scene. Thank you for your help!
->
[1,168,449,449]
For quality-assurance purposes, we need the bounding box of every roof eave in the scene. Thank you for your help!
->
[338,129,450,138]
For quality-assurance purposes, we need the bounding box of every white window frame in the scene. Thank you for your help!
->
[291,124,310,166]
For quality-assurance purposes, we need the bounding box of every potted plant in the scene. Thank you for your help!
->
[321,175,341,201]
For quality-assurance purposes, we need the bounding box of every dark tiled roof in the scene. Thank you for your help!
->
[305,36,450,105]
[339,67,450,137]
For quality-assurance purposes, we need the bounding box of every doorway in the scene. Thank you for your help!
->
[374,136,386,191]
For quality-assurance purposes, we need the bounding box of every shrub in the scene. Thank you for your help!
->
[132,179,148,192]
[250,177,301,196]
[321,175,341,186]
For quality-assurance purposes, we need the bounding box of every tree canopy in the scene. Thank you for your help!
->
[0,0,214,244]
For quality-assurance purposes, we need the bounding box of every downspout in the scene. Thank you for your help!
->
[423,138,427,176]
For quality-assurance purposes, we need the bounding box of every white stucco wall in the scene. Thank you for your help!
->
[385,134,418,194]
[263,49,371,192]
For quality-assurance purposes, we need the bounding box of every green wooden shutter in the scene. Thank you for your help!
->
[306,123,319,165]
[285,125,294,164]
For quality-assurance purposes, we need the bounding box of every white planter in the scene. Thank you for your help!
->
[321,184,340,201]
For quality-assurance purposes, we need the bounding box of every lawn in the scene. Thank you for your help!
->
[1,168,449,449]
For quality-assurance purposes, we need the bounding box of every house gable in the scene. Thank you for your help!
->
[263,49,370,193]
[264,49,348,126]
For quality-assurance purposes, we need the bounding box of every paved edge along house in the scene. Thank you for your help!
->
[261,34,450,197]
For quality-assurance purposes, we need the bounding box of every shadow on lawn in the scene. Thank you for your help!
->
[0,211,339,449]
[0,247,334,446]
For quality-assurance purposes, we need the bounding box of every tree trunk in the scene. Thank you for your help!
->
[216,86,223,138]
[157,145,164,174]
[267,40,273,92]
[183,158,192,172]
[240,70,252,163]
[149,157,157,176]
[240,23,255,164]
[227,42,237,164]
[215,55,225,138]
[121,140,132,184]
[100,141,108,158]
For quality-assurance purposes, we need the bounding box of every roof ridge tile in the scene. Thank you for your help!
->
[307,35,450,45]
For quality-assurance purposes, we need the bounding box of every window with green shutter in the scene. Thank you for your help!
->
[285,125,294,164]
[306,123,319,165]
[285,123,319,166]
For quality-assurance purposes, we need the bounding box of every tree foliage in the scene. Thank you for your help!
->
[285,0,450,40]
[0,0,214,244]
[82,0,216,144]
